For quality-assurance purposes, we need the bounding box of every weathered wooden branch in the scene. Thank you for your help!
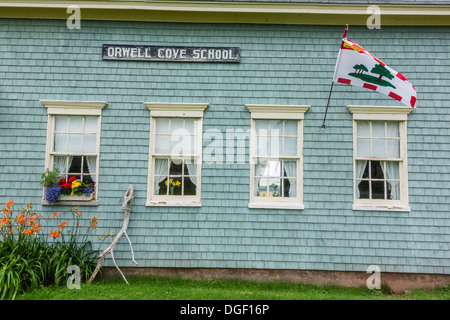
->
[88,184,137,284]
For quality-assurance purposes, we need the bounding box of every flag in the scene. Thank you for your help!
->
[333,28,417,108]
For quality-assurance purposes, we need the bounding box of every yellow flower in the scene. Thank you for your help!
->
[71,181,82,189]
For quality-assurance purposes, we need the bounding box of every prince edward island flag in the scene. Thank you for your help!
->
[333,30,417,108]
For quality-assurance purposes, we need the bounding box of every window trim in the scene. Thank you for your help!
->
[347,105,413,212]
[144,102,209,207]
[41,100,108,206]
[246,104,309,210]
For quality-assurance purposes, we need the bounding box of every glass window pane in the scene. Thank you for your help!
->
[283,160,297,178]
[69,116,83,133]
[270,120,283,137]
[386,122,399,138]
[356,121,370,137]
[54,133,67,152]
[256,136,268,156]
[372,121,385,138]
[372,181,385,199]
[68,156,82,174]
[84,117,98,133]
[255,120,269,136]
[83,134,97,153]
[266,160,282,177]
[155,178,167,195]
[357,139,370,157]
[156,118,170,134]
[284,137,297,156]
[171,118,183,134]
[284,120,297,136]
[268,179,281,197]
[284,178,296,197]
[170,134,183,155]
[167,177,182,195]
[155,135,169,154]
[371,161,384,179]
[84,156,96,174]
[372,139,386,158]
[184,177,196,195]
[68,134,82,153]
[183,136,196,155]
[387,140,400,158]
[357,180,369,199]
[385,161,399,180]
[55,116,68,132]
[269,136,282,157]
[53,156,67,176]
[255,178,267,197]
[359,161,369,179]
[169,159,183,175]
[185,119,198,136]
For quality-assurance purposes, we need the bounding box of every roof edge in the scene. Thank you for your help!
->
[1,1,450,25]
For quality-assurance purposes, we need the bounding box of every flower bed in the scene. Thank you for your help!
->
[0,201,111,300]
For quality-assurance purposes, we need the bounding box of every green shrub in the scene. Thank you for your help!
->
[0,201,107,300]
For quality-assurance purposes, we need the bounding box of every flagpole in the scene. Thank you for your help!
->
[321,81,334,130]
[321,25,348,130]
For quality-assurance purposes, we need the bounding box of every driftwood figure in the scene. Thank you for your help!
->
[88,184,138,284]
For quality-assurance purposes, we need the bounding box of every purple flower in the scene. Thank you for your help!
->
[83,187,95,197]
[46,186,62,203]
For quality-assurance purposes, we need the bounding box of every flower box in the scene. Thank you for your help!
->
[58,193,94,201]
[41,169,96,203]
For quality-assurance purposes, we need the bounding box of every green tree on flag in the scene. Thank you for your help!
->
[371,63,394,83]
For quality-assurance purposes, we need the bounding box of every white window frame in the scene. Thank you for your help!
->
[144,102,209,207]
[246,104,309,210]
[347,105,413,212]
[41,100,108,206]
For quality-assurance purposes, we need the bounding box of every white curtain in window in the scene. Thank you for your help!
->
[283,160,297,198]
[154,158,168,194]
[53,156,67,177]
[85,156,97,182]
[355,160,368,199]
[185,160,197,187]
[254,159,268,196]
[384,161,400,200]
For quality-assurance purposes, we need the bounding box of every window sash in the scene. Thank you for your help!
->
[149,116,202,203]
[353,120,406,204]
[250,119,302,203]
[45,114,101,200]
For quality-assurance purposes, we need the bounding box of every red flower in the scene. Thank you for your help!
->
[61,183,71,189]
[69,177,77,183]
[59,178,66,184]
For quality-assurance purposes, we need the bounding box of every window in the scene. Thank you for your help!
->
[145,102,208,206]
[41,100,107,205]
[347,105,413,211]
[246,104,309,210]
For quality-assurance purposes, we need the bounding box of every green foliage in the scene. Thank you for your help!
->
[0,201,106,300]
[16,276,450,300]
[40,168,61,188]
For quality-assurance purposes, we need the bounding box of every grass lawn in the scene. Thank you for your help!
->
[16,275,450,300]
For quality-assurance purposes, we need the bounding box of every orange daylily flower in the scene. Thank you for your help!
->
[57,221,67,230]
[6,200,14,208]
[22,229,33,236]
[49,230,61,239]
[16,214,26,225]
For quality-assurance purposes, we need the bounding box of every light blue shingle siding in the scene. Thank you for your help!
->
[0,19,449,274]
